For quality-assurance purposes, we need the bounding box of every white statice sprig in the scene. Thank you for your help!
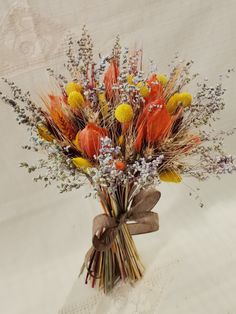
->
[88,137,126,194]
[128,155,164,189]
[89,136,165,194]
[88,137,164,193]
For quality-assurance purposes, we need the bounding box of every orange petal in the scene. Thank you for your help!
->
[146,107,171,142]
[122,121,131,133]
[146,75,164,103]
[135,119,146,152]
[104,59,119,101]
[49,95,77,140]
[78,123,108,158]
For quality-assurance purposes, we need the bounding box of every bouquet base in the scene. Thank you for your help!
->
[80,187,160,294]
[84,224,144,294]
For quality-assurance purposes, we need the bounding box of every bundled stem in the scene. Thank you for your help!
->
[83,186,145,293]
[85,225,144,293]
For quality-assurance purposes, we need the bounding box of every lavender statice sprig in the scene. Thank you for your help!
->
[128,155,164,189]
[89,137,126,193]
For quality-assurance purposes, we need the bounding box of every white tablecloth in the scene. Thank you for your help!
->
[0,0,236,313]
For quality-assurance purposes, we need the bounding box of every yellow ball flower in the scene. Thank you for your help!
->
[65,82,82,96]
[157,74,168,86]
[166,93,180,114]
[178,92,192,107]
[68,91,84,109]
[159,170,182,183]
[137,82,150,98]
[115,103,134,123]
[72,157,92,170]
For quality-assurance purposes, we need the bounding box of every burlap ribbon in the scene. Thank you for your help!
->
[92,188,161,252]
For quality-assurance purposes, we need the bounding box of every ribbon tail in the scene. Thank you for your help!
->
[82,246,101,279]
[92,227,117,252]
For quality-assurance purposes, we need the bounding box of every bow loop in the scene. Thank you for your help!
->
[130,188,161,214]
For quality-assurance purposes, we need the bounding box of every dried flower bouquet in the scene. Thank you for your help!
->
[1,27,235,293]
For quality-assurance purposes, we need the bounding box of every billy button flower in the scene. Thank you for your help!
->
[67,91,85,109]
[178,92,192,107]
[65,82,83,96]
[137,82,150,98]
[166,92,192,115]
[166,93,180,114]
[77,123,108,158]
[127,75,150,98]
[115,103,134,123]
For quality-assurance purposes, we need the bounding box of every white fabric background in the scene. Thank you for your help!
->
[0,0,236,313]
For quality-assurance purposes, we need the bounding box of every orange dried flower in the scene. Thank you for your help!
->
[145,74,164,103]
[104,59,119,101]
[78,123,108,158]
[49,95,77,140]
[135,99,172,152]
[115,160,126,171]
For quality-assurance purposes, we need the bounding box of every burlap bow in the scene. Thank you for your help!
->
[92,188,161,252]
